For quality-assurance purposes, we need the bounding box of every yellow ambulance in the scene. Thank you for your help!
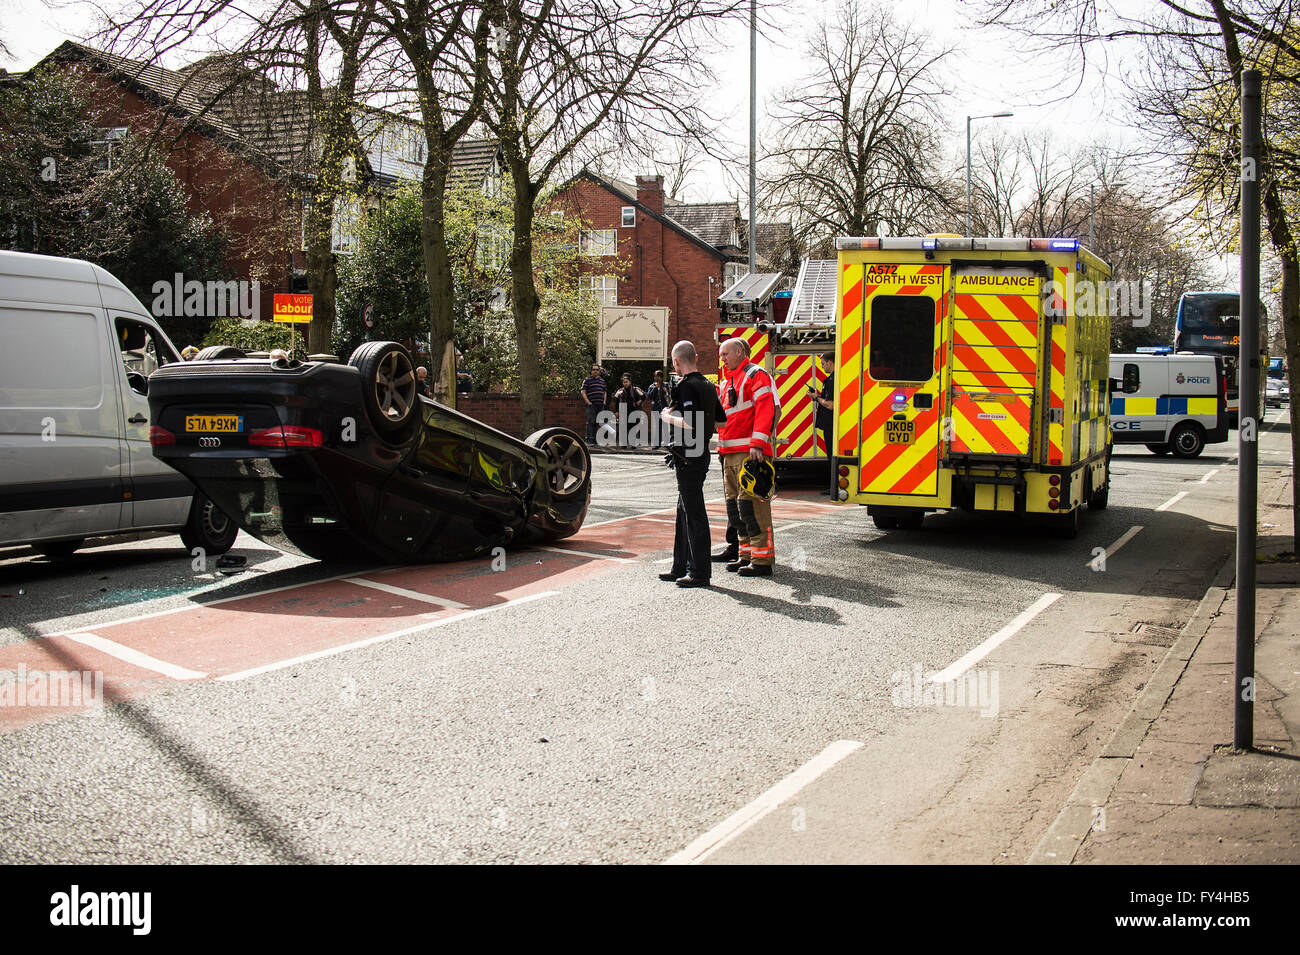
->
[831,236,1114,538]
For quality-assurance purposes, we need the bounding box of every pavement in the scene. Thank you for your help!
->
[1031,468,1300,864]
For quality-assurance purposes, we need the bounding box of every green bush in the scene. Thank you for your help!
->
[200,318,292,353]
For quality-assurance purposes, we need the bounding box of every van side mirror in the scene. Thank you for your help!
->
[1122,363,1140,394]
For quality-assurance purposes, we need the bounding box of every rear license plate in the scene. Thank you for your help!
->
[885,419,915,445]
[185,415,244,433]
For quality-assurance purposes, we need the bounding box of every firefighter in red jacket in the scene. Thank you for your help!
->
[714,336,779,576]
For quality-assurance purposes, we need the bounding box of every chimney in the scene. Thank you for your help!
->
[635,175,665,215]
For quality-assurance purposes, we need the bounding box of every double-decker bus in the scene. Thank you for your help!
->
[1173,291,1268,426]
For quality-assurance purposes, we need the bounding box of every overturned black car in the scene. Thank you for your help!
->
[146,341,591,563]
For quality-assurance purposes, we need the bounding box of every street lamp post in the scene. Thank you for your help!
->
[1089,180,1127,250]
[965,112,1013,237]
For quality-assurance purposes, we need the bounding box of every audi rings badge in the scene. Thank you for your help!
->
[199,436,222,448]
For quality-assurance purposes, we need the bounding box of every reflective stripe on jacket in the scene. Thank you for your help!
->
[717,362,779,457]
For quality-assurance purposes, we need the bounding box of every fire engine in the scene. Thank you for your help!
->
[715,259,839,467]
[831,236,1114,537]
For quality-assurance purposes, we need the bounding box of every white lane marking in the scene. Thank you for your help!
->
[929,593,1063,684]
[343,577,468,609]
[532,545,634,563]
[1155,491,1188,512]
[1197,468,1220,484]
[1088,525,1144,568]
[664,740,864,865]
[774,521,807,532]
[583,498,726,528]
[637,518,676,525]
[217,591,558,682]
[61,632,208,681]
[41,568,390,638]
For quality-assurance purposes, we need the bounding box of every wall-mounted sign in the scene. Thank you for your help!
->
[598,306,668,361]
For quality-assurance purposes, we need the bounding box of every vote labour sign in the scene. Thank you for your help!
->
[273,293,313,323]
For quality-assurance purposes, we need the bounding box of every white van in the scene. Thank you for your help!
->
[0,251,236,558]
[1109,353,1229,458]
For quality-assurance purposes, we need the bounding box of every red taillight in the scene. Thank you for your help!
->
[1048,500,1060,510]
[249,425,323,449]
[838,465,850,476]
[1049,474,1061,486]
[149,426,175,446]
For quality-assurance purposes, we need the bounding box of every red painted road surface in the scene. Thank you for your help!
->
[0,494,839,732]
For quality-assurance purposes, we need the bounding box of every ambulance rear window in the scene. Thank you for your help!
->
[868,295,934,382]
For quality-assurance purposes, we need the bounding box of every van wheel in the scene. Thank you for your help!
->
[180,494,237,555]
[349,341,418,440]
[1088,483,1109,510]
[35,539,82,559]
[1169,422,1205,459]
[898,511,925,530]
[1049,507,1080,539]
[1146,443,1171,456]
[871,510,899,530]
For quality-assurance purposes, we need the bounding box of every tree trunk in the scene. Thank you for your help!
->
[419,160,457,407]
[1261,173,1300,549]
[509,170,544,435]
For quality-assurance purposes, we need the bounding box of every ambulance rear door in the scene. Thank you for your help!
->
[948,265,1044,460]
[849,262,947,496]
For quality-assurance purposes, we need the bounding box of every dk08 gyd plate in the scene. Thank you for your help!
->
[884,419,914,445]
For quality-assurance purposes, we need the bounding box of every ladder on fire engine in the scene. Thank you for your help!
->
[786,258,838,324]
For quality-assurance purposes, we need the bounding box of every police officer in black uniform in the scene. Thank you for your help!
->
[658,340,726,588]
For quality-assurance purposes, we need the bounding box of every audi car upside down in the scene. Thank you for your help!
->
[146,341,591,564]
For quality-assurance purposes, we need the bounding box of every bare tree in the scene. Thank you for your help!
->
[376,0,492,404]
[483,0,745,433]
[978,0,1300,545]
[760,0,952,254]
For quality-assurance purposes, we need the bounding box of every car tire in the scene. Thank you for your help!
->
[871,512,899,530]
[1169,422,1205,459]
[195,345,246,361]
[1146,443,1171,456]
[34,539,82,559]
[349,341,418,440]
[897,511,924,530]
[179,493,237,555]
[526,427,591,500]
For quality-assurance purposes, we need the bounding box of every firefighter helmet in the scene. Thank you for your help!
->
[738,457,776,500]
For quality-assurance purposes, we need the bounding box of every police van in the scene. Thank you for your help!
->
[1108,352,1228,458]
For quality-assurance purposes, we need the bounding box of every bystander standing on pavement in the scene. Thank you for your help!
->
[613,374,647,447]
[658,341,725,588]
[647,369,670,448]
[416,366,434,400]
[454,349,473,394]
[581,364,607,446]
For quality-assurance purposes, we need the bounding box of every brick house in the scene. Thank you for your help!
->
[22,41,498,321]
[551,170,797,370]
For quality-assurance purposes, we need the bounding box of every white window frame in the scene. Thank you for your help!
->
[579,228,617,257]
[584,275,618,306]
[91,126,128,171]
[724,261,747,289]
[332,195,363,254]
[621,206,636,228]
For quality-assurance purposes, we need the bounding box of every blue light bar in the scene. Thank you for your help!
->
[921,238,938,250]
[1050,239,1079,251]
[1136,346,1173,354]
